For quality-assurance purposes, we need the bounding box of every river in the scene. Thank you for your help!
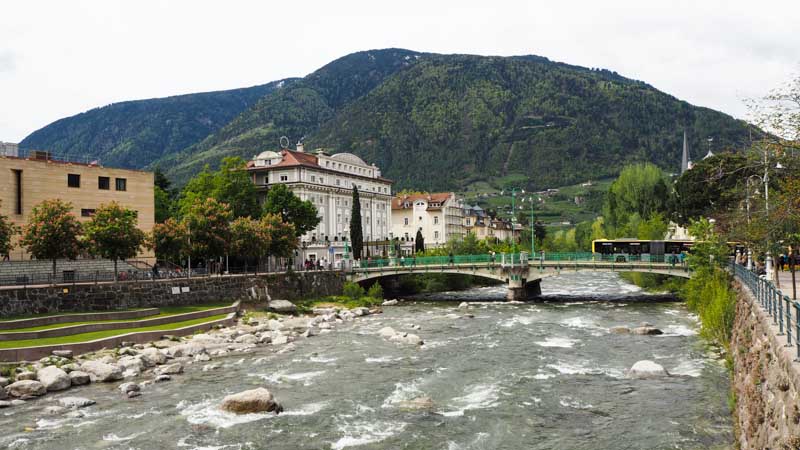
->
[0,272,733,449]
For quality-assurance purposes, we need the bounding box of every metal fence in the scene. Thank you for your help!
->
[732,261,800,360]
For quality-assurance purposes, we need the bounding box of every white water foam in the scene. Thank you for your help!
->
[309,356,338,363]
[330,420,407,449]
[546,361,624,378]
[103,432,145,442]
[559,396,593,409]
[365,356,403,364]
[499,315,536,328]
[382,380,424,408]
[180,399,277,429]
[281,402,328,416]
[535,337,578,348]
[560,316,606,335]
[249,370,326,386]
[440,383,501,417]
[670,359,705,377]
[660,324,698,337]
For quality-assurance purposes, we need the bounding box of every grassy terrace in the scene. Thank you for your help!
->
[0,303,233,332]
[0,314,229,349]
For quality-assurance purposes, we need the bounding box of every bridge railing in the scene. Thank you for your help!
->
[732,261,800,361]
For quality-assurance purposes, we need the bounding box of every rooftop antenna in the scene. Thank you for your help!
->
[279,136,290,150]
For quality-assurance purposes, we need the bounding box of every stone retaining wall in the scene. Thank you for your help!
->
[0,271,346,317]
[731,281,800,449]
[0,308,159,330]
[0,312,237,362]
[0,303,239,341]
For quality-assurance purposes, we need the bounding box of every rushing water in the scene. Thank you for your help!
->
[0,273,732,450]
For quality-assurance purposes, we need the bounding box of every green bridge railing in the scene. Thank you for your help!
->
[353,252,688,270]
[732,261,800,360]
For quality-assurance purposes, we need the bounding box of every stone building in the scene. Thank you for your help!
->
[391,192,464,254]
[248,144,393,266]
[0,151,155,262]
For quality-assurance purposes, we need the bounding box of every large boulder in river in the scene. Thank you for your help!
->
[627,360,670,379]
[6,380,46,398]
[609,326,631,334]
[139,348,167,367]
[378,327,397,339]
[58,397,95,408]
[632,326,663,335]
[37,366,71,392]
[81,360,123,382]
[267,300,297,314]
[0,386,7,400]
[220,388,283,415]
[69,371,91,386]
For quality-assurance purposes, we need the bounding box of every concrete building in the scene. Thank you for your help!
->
[248,144,393,266]
[463,204,490,240]
[391,192,464,254]
[0,151,155,262]
[0,142,18,157]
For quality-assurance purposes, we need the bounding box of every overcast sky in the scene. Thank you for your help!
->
[1,0,798,142]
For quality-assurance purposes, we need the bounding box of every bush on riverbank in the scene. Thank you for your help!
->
[619,272,685,293]
[296,281,384,312]
[682,266,736,350]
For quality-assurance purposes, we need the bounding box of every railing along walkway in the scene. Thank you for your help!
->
[732,262,800,361]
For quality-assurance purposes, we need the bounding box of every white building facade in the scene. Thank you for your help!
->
[391,193,464,254]
[248,144,393,266]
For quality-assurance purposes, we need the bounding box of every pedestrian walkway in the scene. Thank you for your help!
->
[776,270,799,300]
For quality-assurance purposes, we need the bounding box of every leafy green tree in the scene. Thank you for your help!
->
[367,282,384,299]
[213,157,260,218]
[603,163,672,237]
[151,218,187,264]
[182,198,233,262]
[0,201,18,258]
[534,221,547,250]
[177,165,216,217]
[350,186,363,259]
[154,167,172,191]
[260,213,298,259]
[415,229,425,253]
[84,202,147,280]
[20,199,84,277]
[262,184,320,236]
[229,217,269,261]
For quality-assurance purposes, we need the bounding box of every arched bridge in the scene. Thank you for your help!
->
[348,252,691,300]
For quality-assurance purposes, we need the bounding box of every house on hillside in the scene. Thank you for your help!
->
[390,192,464,254]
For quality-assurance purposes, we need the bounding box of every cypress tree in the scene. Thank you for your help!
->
[350,186,363,260]
[415,229,425,254]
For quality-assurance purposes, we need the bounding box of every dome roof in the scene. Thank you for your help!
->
[330,152,366,166]
[256,150,281,160]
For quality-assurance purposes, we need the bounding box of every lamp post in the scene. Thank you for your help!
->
[501,188,524,254]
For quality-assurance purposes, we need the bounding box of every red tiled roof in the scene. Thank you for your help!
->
[392,193,454,210]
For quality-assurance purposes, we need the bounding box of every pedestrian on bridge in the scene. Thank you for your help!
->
[449,252,455,266]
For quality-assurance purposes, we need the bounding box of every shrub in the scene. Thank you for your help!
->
[367,282,384,300]
[682,266,735,349]
[343,281,366,300]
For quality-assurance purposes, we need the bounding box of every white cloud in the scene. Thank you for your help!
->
[1,0,798,141]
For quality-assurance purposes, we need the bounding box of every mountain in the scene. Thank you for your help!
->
[20,80,294,168]
[21,49,755,191]
[308,54,754,190]
[157,49,424,182]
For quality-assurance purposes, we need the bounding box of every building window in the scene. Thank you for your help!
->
[434,216,439,225]
[98,176,110,190]
[67,174,80,188]
[12,169,22,215]
[81,209,96,217]
[311,175,316,182]
[280,175,288,181]
[404,218,409,226]
[434,231,439,240]
[336,179,341,186]
[115,178,127,191]
[418,216,422,222]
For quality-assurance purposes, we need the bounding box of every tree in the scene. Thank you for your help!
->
[534,221,547,250]
[350,186,363,260]
[415,229,425,253]
[151,218,187,264]
[260,213,298,259]
[177,165,216,217]
[0,200,19,258]
[20,199,83,278]
[84,202,147,280]
[181,198,233,263]
[213,157,260,218]
[604,163,672,237]
[153,167,172,191]
[262,184,320,237]
[154,186,173,224]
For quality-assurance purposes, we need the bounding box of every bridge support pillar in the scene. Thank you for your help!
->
[506,279,541,301]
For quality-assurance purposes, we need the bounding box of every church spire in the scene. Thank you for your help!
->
[681,130,689,174]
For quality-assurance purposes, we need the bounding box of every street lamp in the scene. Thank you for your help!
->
[501,188,525,253]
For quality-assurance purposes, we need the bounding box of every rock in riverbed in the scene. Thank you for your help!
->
[382,299,398,306]
[609,326,631,334]
[6,380,46,398]
[58,397,96,408]
[627,360,669,379]
[81,361,123,382]
[220,388,283,415]
[268,300,297,314]
[68,371,91,386]
[631,326,663,335]
[37,366,71,392]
